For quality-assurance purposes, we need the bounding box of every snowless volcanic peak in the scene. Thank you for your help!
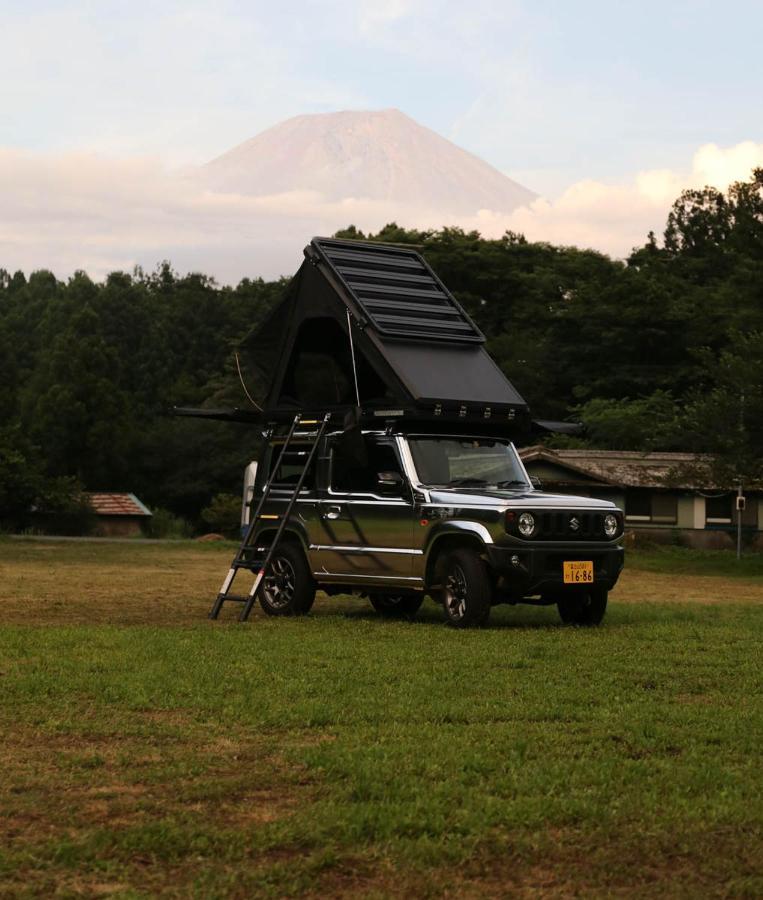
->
[203,109,536,214]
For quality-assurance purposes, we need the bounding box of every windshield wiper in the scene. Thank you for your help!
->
[445,477,489,487]
[496,479,528,489]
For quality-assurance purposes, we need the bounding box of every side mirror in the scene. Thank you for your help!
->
[377,471,405,494]
[530,475,543,490]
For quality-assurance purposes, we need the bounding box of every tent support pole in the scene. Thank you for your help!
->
[346,307,361,407]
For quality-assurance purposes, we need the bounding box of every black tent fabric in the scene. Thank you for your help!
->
[234,237,530,434]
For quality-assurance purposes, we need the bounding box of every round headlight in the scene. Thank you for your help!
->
[518,512,536,537]
[604,514,619,537]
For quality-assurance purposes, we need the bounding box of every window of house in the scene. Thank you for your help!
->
[652,493,678,524]
[625,489,652,521]
[705,494,733,525]
[625,490,677,523]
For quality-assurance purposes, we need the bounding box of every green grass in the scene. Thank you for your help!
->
[627,544,763,579]
[1,539,762,897]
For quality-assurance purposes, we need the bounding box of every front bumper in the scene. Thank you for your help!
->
[485,543,624,599]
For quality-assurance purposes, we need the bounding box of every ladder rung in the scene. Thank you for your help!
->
[218,594,249,603]
[232,559,263,570]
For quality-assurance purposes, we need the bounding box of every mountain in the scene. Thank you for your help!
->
[202,109,536,215]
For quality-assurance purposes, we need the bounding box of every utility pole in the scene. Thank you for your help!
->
[736,482,744,561]
[736,390,745,561]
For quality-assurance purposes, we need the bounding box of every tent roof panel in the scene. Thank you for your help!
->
[310,237,485,344]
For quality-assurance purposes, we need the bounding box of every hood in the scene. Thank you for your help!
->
[426,488,618,510]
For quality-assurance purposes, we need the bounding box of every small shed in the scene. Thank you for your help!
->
[86,493,152,537]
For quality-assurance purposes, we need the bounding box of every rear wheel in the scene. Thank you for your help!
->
[441,548,492,628]
[557,588,607,626]
[259,543,315,616]
[370,594,424,619]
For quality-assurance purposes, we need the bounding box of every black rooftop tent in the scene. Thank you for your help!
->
[236,237,530,433]
[175,237,559,437]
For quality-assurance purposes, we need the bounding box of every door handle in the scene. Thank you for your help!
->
[323,505,342,520]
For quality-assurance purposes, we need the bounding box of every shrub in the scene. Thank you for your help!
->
[147,508,194,539]
[200,493,241,538]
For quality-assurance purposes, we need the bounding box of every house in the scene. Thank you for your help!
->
[86,493,152,537]
[519,447,761,550]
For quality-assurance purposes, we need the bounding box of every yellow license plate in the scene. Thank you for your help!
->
[563,560,594,584]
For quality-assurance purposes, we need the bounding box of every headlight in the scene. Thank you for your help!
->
[518,512,536,537]
[604,514,619,537]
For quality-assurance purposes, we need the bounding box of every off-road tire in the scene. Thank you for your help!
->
[259,543,315,616]
[441,548,492,628]
[557,588,607,626]
[370,594,424,619]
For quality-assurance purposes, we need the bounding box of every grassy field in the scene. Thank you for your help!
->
[1,538,761,898]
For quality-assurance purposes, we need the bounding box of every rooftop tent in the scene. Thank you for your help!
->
[238,237,530,432]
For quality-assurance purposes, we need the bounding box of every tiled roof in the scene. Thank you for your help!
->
[519,447,720,490]
[86,493,152,517]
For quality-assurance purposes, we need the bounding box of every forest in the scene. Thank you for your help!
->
[1,170,762,533]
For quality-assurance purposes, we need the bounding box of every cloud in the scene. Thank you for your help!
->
[1,141,761,285]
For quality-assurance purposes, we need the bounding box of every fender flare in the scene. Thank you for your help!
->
[423,522,492,585]
[253,524,311,556]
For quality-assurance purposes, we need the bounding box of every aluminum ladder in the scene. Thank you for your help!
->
[208,412,330,622]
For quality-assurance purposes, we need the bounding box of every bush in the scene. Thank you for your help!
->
[146,508,194,539]
[200,493,241,538]
[34,480,97,535]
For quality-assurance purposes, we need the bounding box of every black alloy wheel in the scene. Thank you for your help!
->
[557,588,608,626]
[259,543,316,616]
[441,548,492,628]
[370,594,424,619]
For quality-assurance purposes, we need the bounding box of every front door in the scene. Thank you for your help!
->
[316,436,416,585]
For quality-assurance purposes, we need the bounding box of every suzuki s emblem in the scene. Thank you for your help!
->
[569,516,580,532]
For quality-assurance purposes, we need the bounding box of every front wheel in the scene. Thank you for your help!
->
[441,548,492,628]
[259,543,316,616]
[557,588,607,626]
[370,594,424,619]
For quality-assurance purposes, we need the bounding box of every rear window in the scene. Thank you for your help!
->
[268,445,315,490]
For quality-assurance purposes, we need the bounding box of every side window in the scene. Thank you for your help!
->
[706,494,732,525]
[331,439,404,493]
[268,445,315,490]
[625,489,651,521]
[652,493,677,524]
[625,491,677,523]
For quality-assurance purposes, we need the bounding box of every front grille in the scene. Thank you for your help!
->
[539,511,606,540]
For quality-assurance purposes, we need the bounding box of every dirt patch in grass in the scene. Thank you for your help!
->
[0,710,319,898]
[303,825,763,900]
[612,568,762,605]
[2,539,760,628]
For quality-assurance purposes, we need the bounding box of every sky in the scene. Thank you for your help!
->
[2,0,763,281]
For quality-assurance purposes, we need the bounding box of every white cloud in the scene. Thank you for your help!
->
[1,141,761,285]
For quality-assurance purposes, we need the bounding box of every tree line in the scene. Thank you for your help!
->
[1,170,761,532]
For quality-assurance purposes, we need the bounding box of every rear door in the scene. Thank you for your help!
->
[316,436,416,584]
[258,441,322,547]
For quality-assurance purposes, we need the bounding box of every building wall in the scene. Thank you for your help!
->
[93,517,146,537]
[523,456,763,549]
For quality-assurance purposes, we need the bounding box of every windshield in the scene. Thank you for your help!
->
[407,437,530,489]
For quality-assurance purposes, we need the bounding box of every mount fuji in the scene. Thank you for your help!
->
[202,108,535,215]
